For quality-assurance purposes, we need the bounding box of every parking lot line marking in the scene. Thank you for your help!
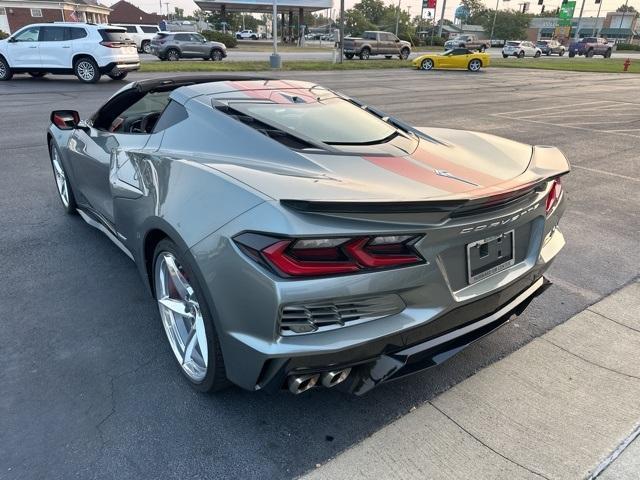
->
[494,101,618,116]
[572,165,640,183]
[603,128,640,132]
[490,115,640,139]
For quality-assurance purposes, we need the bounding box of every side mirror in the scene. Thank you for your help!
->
[7,37,16,43]
[51,110,80,130]
[395,39,400,42]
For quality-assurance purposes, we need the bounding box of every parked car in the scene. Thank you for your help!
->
[502,41,542,58]
[444,34,490,52]
[47,76,569,396]
[150,32,227,61]
[0,23,139,83]
[235,29,258,40]
[343,31,411,60]
[568,37,612,58]
[113,24,160,54]
[536,39,566,56]
[413,48,490,72]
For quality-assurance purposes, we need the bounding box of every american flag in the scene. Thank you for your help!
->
[68,10,79,22]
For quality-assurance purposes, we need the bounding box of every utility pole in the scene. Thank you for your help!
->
[489,0,500,43]
[270,0,281,67]
[437,0,447,37]
[594,0,603,36]
[395,0,401,36]
[620,0,629,42]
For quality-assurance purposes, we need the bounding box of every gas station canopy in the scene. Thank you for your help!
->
[194,0,332,14]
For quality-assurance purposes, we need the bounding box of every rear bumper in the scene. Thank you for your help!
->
[100,62,140,74]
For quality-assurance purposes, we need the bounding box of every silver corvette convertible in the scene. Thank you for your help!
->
[47,76,569,395]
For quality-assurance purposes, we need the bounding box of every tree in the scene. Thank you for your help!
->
[616,4,637,12]
[174,7,184,19]
[461,0,487,23]
[479,9,530,40]
[352,0,387,24]
[345,9,376,35]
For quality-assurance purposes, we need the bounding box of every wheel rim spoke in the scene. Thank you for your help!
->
[156,253,208,382]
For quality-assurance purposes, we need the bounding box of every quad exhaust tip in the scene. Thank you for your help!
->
[287,368,352,394]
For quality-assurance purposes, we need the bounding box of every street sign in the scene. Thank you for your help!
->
[423,0,436,9]
[557,0,575,27]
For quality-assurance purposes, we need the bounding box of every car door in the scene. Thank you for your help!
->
[173,33,193,57]
[190,33,208,56]
[387,33,401,54]
[66,89,171,224]
[38,26,72,69]
[6,26,41,68]
[526,42,536,56]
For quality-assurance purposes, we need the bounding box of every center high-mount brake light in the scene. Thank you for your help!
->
[234,233,424,278]
[545,178,562,216]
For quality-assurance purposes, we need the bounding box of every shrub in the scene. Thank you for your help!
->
[0,30,9,40]
[615,42,640,51]
[201,30,237,48]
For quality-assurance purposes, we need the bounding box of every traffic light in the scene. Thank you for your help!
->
[595,0,600,3]
[538,0,543,5]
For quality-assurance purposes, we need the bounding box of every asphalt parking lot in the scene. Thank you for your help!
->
[1,68,639,480]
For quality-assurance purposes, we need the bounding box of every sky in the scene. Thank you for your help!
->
[103,0,636,23]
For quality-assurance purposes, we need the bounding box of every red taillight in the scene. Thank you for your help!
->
[545,178,562,215]
[235,234,424,278]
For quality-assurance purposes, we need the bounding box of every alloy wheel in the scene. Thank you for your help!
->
[0,62,5,78]
[155,252,208,382]
[76,61,95,81]
[51,145,70,207]
[212,50,223,61]
[469,59,481,71]
[143,42,151,54]
[168,50,179,61]
[421,58,433,70]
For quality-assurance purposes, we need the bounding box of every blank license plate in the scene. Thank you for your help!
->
[466,230,515,284]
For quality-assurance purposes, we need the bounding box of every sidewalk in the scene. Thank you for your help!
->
[303,280,640,480]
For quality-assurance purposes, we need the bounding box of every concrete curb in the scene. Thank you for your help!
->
[302,281,640,480]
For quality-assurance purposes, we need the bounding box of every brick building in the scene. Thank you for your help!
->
[0,0,111,34]
[108,0,163,25]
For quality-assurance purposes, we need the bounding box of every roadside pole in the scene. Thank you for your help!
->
[489,0,499,44]
[270,0,281,68]
[338,0,344,63]
[620,0,629,43]
[395,0,401,36]
[593,0,603,36]
[437,0,447,37]
[574,0,585,40]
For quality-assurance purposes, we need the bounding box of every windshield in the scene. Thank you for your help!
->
[506,41,520,46]
[227,97,398,145]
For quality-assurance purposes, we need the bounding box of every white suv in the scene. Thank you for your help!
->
[502,41,542,58]
[0,23,140,83]
[235,30,258,40]
[113,24,160,54]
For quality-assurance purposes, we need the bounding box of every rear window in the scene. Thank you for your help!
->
[68,27,87,40]
[98,29,132,43]
[141,26,158,33]
[226,97,398,145]
[506,41,520,46]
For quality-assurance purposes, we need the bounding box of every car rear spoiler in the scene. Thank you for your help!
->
[281,145,570,216]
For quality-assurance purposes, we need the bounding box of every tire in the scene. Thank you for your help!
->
[385,55,392,59]
[586,49,594,58]
[546,51,551,56]
[107,71,128,81]
[559,49,565,56]
[251,35,257,40]
[518,51,525,58]
[166,49,180,61]
[478,45,486,52]
[569,51,575,58]
[604,49,612,58]
[502,54,508,58]
[468,59,482,72]
[49,141,77,214]
[345,53,354,60]
[534,50,541,58]
[211,49,223,61]
[0,56,13,81]
[236,34,241,39]
[28,71,47,78]
[153,239,229,393]
[399,48,410,60]
[359,48,370,60]
[420,58,434,70]
[74,57,101,83]
[141,41,151,54]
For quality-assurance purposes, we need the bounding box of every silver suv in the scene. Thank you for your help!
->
[150,32,227,61]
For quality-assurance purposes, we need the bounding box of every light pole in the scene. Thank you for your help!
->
[395,0,401,36]
[338,0,344,63]
[594,0,603,36]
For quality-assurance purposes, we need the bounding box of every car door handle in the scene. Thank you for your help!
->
[62,45,71,48]
[28,45,37,48]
